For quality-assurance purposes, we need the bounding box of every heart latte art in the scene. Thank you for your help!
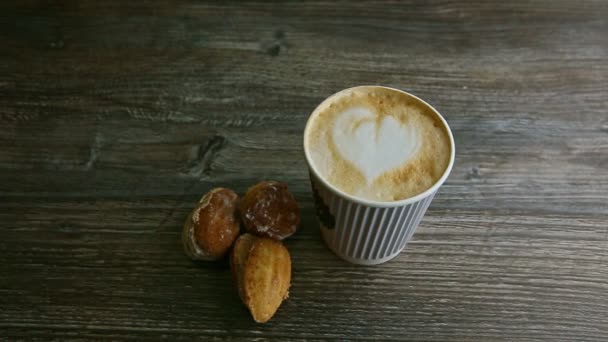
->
[333,107,420,183]
[305,86,452,202]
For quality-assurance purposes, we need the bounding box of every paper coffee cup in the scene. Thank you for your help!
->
[303,86,455,265]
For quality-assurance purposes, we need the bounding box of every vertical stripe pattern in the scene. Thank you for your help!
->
[311,172,437,265]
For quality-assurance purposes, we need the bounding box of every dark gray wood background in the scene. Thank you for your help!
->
[1,1,607,341]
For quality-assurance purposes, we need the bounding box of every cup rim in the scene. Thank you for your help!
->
[303,85,455,208]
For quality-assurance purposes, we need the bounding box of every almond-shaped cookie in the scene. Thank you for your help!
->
[230,233,291,323]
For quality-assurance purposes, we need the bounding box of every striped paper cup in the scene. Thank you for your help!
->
[303,86,455,265]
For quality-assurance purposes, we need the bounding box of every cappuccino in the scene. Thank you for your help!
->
[304,86,452,202]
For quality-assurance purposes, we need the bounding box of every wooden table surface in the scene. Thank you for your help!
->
[1,1,607,341]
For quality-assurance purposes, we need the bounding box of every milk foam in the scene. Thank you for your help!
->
[305,86,452,202]
[333,106,420,183]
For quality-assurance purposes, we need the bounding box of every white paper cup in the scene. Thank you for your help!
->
[303,86,455,265]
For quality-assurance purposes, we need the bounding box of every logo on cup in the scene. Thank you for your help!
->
[311,179,335,230]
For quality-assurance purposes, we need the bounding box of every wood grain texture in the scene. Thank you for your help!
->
[1,1,607,340]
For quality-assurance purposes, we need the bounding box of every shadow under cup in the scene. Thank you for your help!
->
[303,86,455,265]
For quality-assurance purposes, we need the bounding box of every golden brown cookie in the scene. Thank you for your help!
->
[182,188,240,261]
[230,233,291,323]
[239,181,300,241]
